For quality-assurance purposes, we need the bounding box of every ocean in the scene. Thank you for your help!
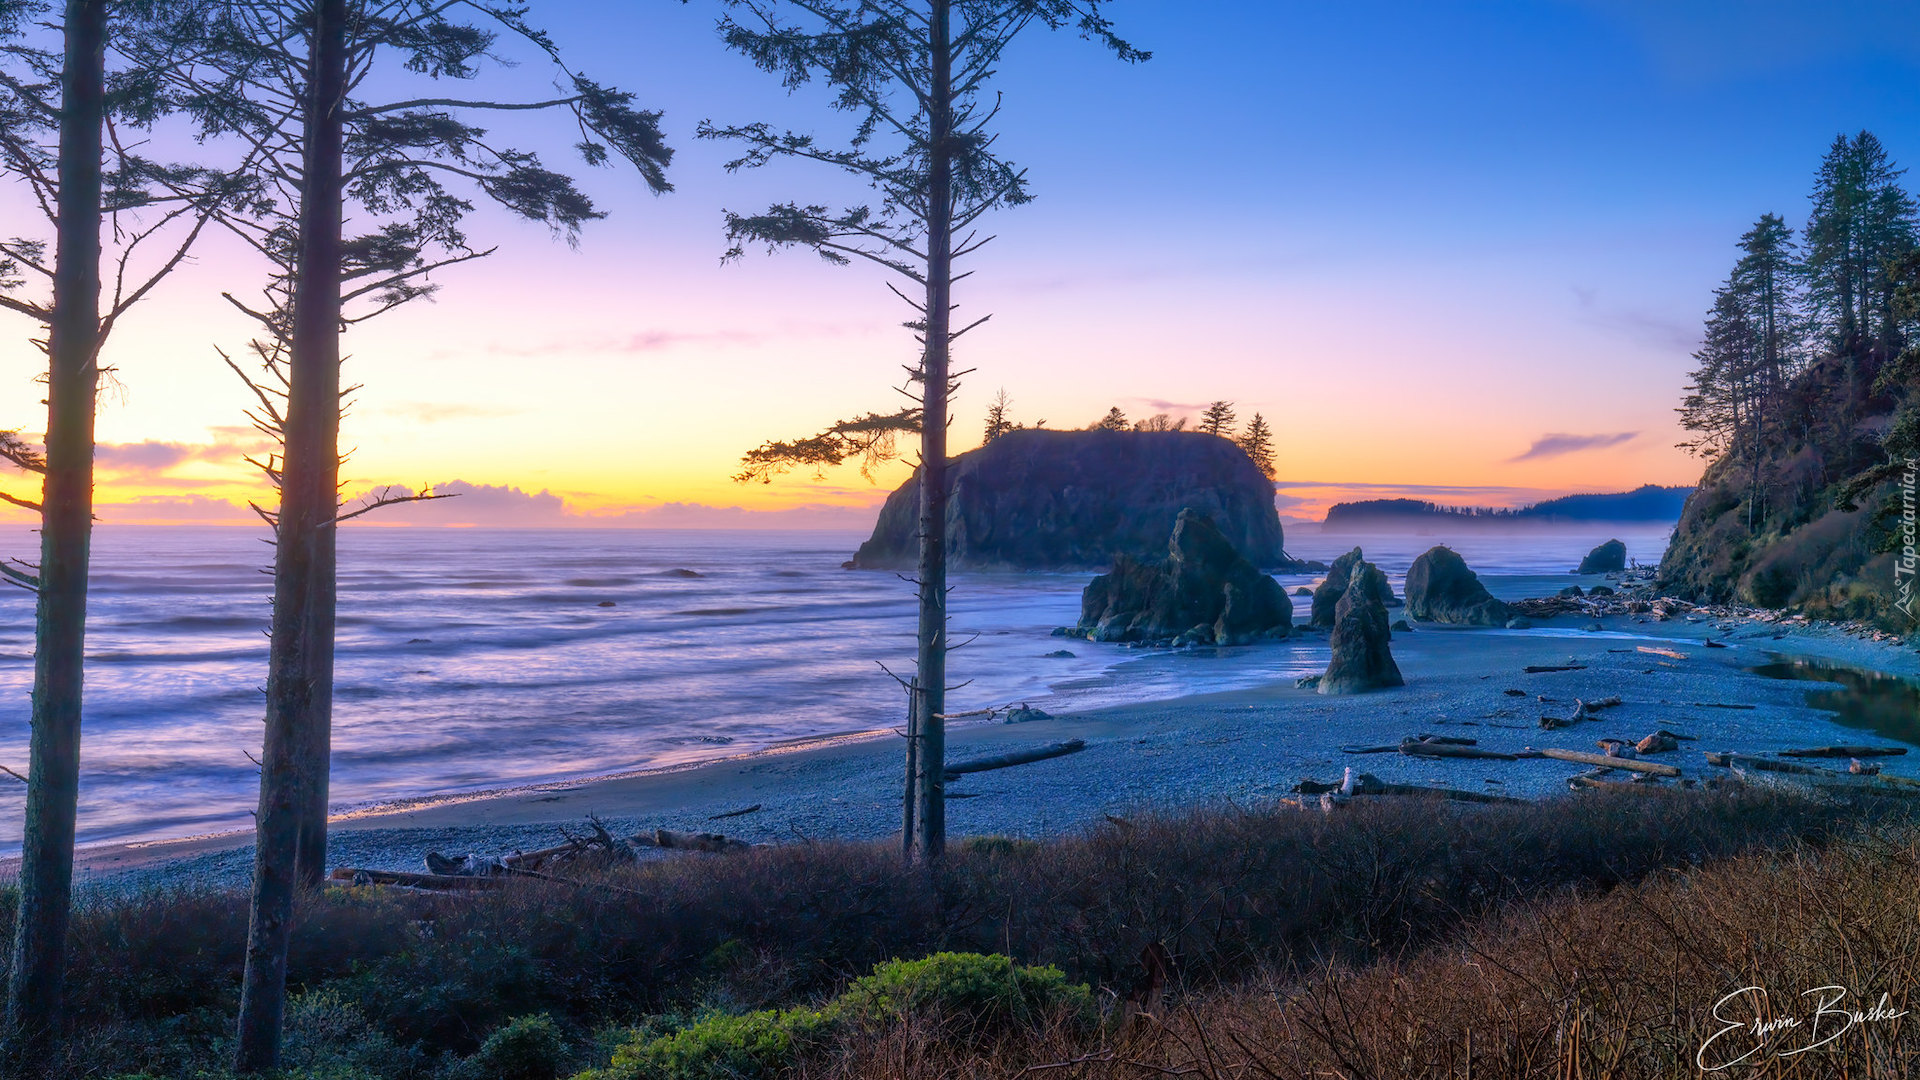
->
[0,521,1676,851]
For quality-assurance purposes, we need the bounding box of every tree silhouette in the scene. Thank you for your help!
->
[1199,400,1236,437]
[1236,412,1275,479]
[1092,405,1128,430]
[150,1,673,1068]
[0,0,250,1058]
[709,0,1144,861]
[982,387,1013,444]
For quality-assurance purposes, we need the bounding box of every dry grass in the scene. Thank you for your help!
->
[3,786,1913,1077]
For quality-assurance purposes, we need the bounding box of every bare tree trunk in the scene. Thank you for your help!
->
[901,677,917,859]
[912,0,953,863]
[4,0,106,1066]
[235,0,346,1069]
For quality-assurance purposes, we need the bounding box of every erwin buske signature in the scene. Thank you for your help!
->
[1697,986,1907,1071]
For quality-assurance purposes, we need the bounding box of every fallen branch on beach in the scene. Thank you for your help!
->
[332,867,511,891]
[1537,748,1682,776]
[1399,739,1517,761]
[707,804,764,819]
[944,739,1087,777]
[1524,664,1588,674]
[1780,746,1908,759]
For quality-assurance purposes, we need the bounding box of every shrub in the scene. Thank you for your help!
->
[589,953,1090,1079]
[826,952,1094,1036]
[455,1014,568,1080]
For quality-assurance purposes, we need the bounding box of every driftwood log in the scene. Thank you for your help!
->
[1524,664,1588,674]
[1779,746,1908,759]
[1538,748,1681,776]
[331,867,509,891]
[1399,739,1517,761]
[944,739,1087,777]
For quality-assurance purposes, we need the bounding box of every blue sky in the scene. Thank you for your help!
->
[8,0,1919,524]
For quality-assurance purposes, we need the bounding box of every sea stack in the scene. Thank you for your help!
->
[1405,546,1513,627]
[1577,538,1627,574]
[1321,560,1403,694]
[1074,508,1292,645]
[1310,546,1396,628]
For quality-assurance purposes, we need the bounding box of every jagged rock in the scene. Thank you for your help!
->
[1558,585,1584,598]
[1405,546,1512,627]
[1310,547,1396,628]
[1320,560,1403,695]
[1042,649,1075,658]
[1391,619,1412,632]
[1590,585,1615,597]
[1577,539,1627,574]
[1072,509,1292,645]
[852,429,1319,570]
[1293,586,1312,596]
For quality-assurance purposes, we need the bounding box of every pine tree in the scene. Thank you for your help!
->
[982,388,1013,444]
[0,1,244,1059]
[1803,131,1917,421]
[150,4,674,1069]
[1092,405,1128,430]
[1199,400,1236,437]
[711,0,1144,863]
[1236,413,1275,479]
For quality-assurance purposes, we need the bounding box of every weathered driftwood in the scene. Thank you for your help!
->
[707,803,764,819]
[1636,646,1686,660]
[1690,702,1756,710]
[1414,734,1477,746]
[1779,746,1908,759]
[1574,696,1622,717]
[638,829,754,853]
[944,739,1087,777]
[1705,752,1826,775]
[1568,775,1665,791]
[1399,739,1517,761]
[1539,748,1681,776]
[1341,744,1403,755]
[331,867,509,891]
[1369,783,1531,806]
[1524,664,1588,673]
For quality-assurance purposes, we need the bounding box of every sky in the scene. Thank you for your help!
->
[6,0,1920,527]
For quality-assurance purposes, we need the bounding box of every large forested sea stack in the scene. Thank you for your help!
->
[1662,132,1920,629]
[851,429,1307,570]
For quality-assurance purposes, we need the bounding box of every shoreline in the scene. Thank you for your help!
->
[56,596,1920,888]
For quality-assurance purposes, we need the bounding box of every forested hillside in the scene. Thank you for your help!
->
[1662,132,1920,629]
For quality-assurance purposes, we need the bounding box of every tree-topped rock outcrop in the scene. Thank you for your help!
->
[1070,509,1293,646]
[851,429,1313,571]
[1577,539,1627,574]
[1405,546,1512,627]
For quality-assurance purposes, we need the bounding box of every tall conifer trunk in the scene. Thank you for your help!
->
[912,0,953,863]
[5,0,106,1063]
[235,0,346,1068]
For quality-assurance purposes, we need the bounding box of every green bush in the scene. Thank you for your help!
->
[598,1008,828,1080]
[586,953,1090,1080]
[826,952,1094,1035]
[457,1014,568,1080]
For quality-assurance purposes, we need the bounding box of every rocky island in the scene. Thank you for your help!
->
[849,428,1319,571]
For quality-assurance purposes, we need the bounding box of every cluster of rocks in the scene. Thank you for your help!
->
[1067,508,1293,646]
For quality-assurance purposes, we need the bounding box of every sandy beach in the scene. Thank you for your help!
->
[68,571,1920,891]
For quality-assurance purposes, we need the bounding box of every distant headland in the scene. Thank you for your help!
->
[1321,485,1694,527]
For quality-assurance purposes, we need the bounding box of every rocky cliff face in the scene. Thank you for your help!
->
[851,429,1301,570]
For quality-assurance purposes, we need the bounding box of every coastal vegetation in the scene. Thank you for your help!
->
[1663,131,1920,629]
[4,787,1911,1078]
[1323,485,1695,526]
